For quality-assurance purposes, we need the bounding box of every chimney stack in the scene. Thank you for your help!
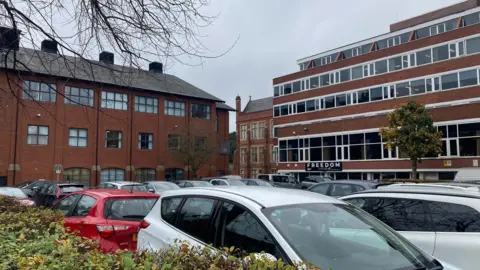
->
[41,39,58,54]
[99,51,114,65]
[149,62,163,73]
[0,27,20,51]
[235,95,241,117]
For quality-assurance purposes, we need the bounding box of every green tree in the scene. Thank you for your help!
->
[379,99,442,179]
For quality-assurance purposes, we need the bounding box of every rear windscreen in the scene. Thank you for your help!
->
[120,185,148,192]
[104,198,157,221]
[60,186,85,193]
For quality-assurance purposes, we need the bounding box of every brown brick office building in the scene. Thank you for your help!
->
[272,0,480,181]
[234,96,278,178]
[0,33,234,187]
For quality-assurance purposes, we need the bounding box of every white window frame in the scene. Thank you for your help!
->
[69,128,88,147]
[240,124,247,141]
[135,96,158,114]
[101,91,128,110]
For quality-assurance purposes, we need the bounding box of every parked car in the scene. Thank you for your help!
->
[20,179,50,197]
[209,178,246,186]
[144,181,180,195]
[52,189,159,253]
[174,180,213,188]
[0,187,35,206]
[241,179,274,187]
[97,181,148,192]
[201,175,242,181]
[258,174,331,190]
[137,186,457,270]
[32,182,86,207]
[341,183,480,270]
[454,168,480,183]
[308,180,377,198]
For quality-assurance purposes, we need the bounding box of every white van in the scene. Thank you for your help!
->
[454,168,480,182]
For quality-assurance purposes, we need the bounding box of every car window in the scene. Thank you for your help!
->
[60,185,85,193]
[104,198,157,221]
[71,195,97,217]
[121,185,147,191]
[161,197,183,225]
[29,181,46,189]
[46,185,57,195]
[352,185,366,192]
[330,184,355,197]
[217,180,228,186]
[428,201,480,232]
[40,183,53,193]
[53,194,81,215]
[272,176,288,183]
[363,198,431,232]
[177,197,217,244]
[176,182,185,188]
[258,175,269,181]
[310,184,329,194]
[244,180,256,186]
[185,182,193,187]
[218,202,276,255]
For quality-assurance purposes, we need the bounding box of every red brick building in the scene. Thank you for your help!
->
[0,33,234,187]
[272,0,480,181]
[234,96,277,178]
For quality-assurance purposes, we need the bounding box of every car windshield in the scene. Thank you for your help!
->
[226,180,246,186]
[262,203,438,270]
[0,188,28,199]
[60,185,85,193]
[104,198,157,221]
[152,182,180,191]
[191,181,213,187]
[121,185,148,191]
[255,180,273,187]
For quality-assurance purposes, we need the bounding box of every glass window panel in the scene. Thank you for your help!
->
[416,49,432,66]
[441,73,459,90]
[365,132,381,143]
[458,123,480,137]
[466,36,480,55]
[340,69,350,82]
[335,94,346,107]
[416,27,430,39]
[39,127,48,135]
[396,82,410,97]
[297,102,306,113]
[411,79,426,95]
[357,89,369,103]
[432,45,449,62]
[306,100,315,112]
[350,134,364,144]
[292,81,301,93]
[324,96,335,109]
[388,56,402,72]
[352,66,363,80]
[459,138,480,156]
[366,144,382,160]
[445,19,457,31]
[374,59,388,75]
[370,87,383,101]
[283,83,292,95]
[320,74,330,86]
[459,70,478,87]
[310,77,319,88]
[463,12,480,26]
[350,145,365,160]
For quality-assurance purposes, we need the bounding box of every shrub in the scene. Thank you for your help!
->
[0,196,320,269]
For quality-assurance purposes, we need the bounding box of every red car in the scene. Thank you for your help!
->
[52,189,159,253]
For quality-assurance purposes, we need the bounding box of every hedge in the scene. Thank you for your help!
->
[0,196,320,269]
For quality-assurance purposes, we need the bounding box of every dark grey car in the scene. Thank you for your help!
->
[308,180,377,198]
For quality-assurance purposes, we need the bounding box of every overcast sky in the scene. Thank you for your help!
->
[166,0,462,132]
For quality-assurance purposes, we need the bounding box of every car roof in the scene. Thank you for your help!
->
[314,180,374,185]
[345,183,480,199]
[104,181,141,186]
[72,189,159,198]
[161,186,344,208]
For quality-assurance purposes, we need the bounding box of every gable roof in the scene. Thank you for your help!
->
[0,48,224,102]
[215,102,235,111]
[242,96,273,113]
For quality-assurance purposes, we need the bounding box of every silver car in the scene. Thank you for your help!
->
[341,183,480,270]
[144,181,180,195]
[97,181,148,192]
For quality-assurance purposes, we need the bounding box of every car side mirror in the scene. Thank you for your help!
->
[148,189,155,193]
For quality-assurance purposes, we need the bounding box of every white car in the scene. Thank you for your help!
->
[209,178,246,186]
[138,186,458,270]
[341,183,480,270]
[97,181,148,192]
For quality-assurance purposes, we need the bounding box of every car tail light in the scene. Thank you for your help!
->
[139,220,150,229]
[96,225,130,239]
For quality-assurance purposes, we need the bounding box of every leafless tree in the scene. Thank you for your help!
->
[168,128,217,179]
[0,0,237,117]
